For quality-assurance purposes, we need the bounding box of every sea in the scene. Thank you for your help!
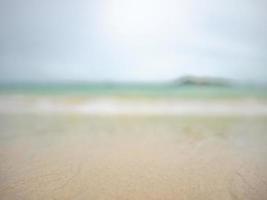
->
[0,82,266,99]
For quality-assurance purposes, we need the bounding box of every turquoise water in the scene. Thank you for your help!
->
[0,83,266,99]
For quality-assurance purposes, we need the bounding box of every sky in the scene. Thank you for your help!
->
[0,0,266,83]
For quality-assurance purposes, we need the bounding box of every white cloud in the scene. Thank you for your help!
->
[0,0,266,82]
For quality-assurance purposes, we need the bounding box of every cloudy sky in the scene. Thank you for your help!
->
[0,0,266,83]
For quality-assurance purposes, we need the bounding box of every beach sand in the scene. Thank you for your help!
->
[0,114,267,200]
[0,96,267,199]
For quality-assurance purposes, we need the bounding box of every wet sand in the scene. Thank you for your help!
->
[0,115,267,199]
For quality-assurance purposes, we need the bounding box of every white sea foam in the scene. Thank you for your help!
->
[0,95,267,116]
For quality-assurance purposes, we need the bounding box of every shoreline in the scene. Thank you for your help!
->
[1,95,267,116]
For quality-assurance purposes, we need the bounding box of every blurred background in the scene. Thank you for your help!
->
[0,0,267,199]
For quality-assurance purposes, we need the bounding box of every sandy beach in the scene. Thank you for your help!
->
[1,0,267,197]
[0,95,267,199]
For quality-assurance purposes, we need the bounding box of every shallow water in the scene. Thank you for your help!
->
[1,84,267,99]
[0,115,267,199]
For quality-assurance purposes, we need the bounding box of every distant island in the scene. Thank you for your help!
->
[172,76,232,87]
